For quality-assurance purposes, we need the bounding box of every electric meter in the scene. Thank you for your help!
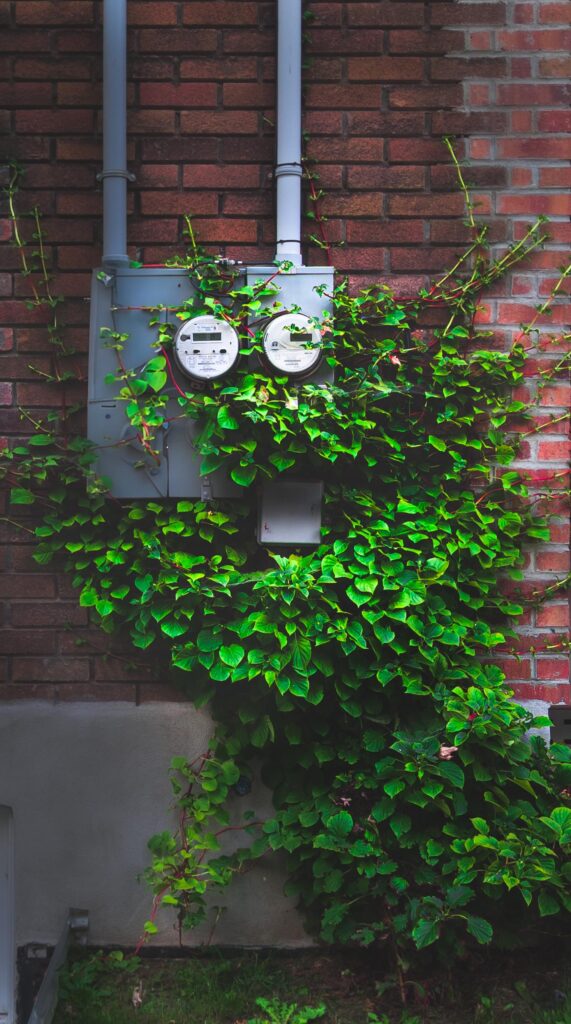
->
[262,312,322,378]
[173,314,239,382]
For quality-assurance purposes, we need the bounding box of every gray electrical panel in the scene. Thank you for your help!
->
[549,705,571,746]
[87,264,333,545]
[248,265,333,545]
[87,267,240,499]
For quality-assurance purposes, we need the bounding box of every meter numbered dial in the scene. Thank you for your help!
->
[173,314,239,382]
[261,312,323,379]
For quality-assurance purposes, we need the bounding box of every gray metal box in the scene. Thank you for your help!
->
[87,267,240,499]
[257,480,323,546]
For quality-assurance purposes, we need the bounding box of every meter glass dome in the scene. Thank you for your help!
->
[173,314,239,381]
[262,312,322,377]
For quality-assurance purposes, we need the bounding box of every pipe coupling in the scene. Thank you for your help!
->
[275,162,303,178]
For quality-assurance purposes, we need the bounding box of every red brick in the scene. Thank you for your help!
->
[180,57,257,80]
[348,4,428,27]
[128,2,178,26]
[497,194,571,216]
[15,110,95,134]
[222,84,275,108]
[0,629,57,654]
[3,82,54,106]
[139,83,218,107]
[538,110,571,132]
[15,1,94,24]
[180,110,258,135]
[138,28,217,52]
[541,385,571,406]
[511,683,571,702]
[498,83,571,105]
[57,82,102,106]
[11,602,87,628]
[539,167,571,187]
[51,31,100,53]
[14,57,91,78]
[539,2,571,22]
[388,29,463,53]
[498,137,571,160]
[223,29,275,54]
[139,192,218,215]
[390,84,463,109]
[498,29,571,49]
[388,194,466,217]
[183,1,257,24]
[306,84,380,109]
[536,658,570,680]
[538,55,571,76]
[131,56,176,80]
[12,657,91,682]
[537,440,571,460]
[346,221,424,244]
[128,109,176,134]
[431,57,507,80]
[536,604,570,628]
[348,166,424,190]
[0,328,14,351]
[348,57,423,80]
[431,2,507,25]
[183,165,260,189]
[536,550,571,572]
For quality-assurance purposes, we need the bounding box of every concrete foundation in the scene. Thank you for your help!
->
[0,702,308,950]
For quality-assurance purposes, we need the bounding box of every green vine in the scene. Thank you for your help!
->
[2,153,571,985]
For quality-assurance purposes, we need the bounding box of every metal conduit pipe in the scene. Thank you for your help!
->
[101,0,130,266]
[275,0,303,267]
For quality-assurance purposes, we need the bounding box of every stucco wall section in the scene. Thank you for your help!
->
[0,701,307,948]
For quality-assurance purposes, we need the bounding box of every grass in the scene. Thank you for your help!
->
[52,947,571,1024]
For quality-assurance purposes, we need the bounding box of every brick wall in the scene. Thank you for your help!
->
[0,0,569,703]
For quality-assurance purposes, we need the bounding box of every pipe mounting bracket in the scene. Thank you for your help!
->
[97,168,136,182]
[275,162,303,178]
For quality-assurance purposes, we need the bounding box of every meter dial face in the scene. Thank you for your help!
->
[173,314,239,381]
[262,312,323,378]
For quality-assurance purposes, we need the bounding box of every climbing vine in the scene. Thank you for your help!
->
[2,150,571,985]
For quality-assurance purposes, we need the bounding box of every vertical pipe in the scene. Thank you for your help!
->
[102,0,130,266]
[275,0,303,267]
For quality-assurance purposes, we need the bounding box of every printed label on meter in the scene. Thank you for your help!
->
[173,315,239,381]
[262,312,322,377]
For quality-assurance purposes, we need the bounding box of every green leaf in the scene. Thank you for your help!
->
[538,890,560,917]
[428,435,447,452]
[412,919,440,949]
[326,811,354,837]
[95,598,114,617]
[291,635,311,671]
[217,405,239,430]
[10,488,35,504]
[466,916,493,944]
[161,619,188,638]
[346,585,371,607]
[384,779,405,799]
[230,464,257,487]
[437,761,465,789]
[219,644,245,667]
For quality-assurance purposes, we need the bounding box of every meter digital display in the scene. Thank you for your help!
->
[262,312,322,378]
[173,315,239,381]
